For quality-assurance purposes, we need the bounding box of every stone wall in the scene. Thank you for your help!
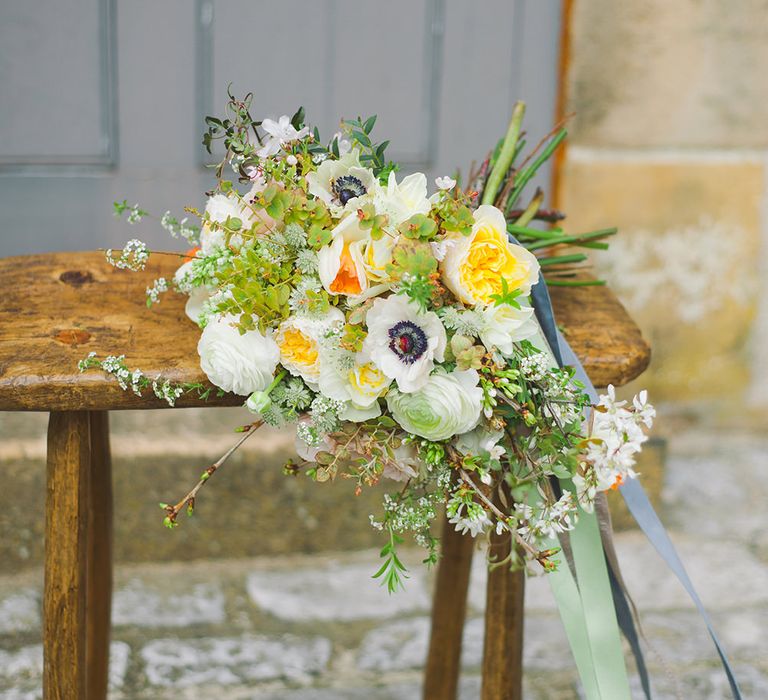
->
[559,0,768,420]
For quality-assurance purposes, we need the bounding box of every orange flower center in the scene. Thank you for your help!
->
[330,243,362,295]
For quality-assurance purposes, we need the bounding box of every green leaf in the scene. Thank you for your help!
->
[290,106,305,130]
[363,115,377,134]
[351,130,371,147]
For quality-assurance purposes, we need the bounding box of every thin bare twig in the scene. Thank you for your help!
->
[163,420,264,526]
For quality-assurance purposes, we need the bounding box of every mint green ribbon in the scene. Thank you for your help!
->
[547,483,631,699]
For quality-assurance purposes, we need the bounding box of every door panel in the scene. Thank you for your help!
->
[0,0,562,257]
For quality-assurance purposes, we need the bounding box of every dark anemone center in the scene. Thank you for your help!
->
[332,175,367,206]
[388,320,428,364]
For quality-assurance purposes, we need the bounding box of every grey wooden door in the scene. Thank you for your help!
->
[0,0,562,257]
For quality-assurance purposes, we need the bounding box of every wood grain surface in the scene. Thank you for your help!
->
[86,410,113,700]
[43,411,90,699]
[481,487,526,700]
[0,251,650,411]
[423,514,476,699]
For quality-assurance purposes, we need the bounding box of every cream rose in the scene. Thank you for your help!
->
[275,308,345,386]
[318,351,392,422]
[441,204,540,305]
[197,315,279,396]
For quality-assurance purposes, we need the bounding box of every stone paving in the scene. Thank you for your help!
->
[0,427,766,698]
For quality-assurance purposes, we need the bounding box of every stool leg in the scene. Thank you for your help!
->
[423,515,475,700]
[481,527,525,700]
[44,411,90,700]
[86,411,113,699]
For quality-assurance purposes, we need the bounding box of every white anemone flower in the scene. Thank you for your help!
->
[362,295,447,393]
[305,150,376,214]
[257,115,309,158]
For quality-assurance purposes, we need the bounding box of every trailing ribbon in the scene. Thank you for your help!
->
[514,237,652,698]
[556,328,743,700]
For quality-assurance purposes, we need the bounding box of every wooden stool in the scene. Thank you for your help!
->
[0,252,650,700]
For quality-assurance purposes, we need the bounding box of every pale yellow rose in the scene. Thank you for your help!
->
[441,204,540,305]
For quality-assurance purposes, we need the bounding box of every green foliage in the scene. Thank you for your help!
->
[357,203,389,241]
[397,213,438,241]
[342,115,399,182]
[373,530,408,594]
[488,277,523,308]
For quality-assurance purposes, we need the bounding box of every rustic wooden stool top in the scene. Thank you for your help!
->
[0,251,650,700]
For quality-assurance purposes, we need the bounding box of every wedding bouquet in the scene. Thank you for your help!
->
[82,91,742,700]
[86,93,654,585]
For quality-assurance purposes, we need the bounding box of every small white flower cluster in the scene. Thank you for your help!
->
[515,491,577,542]
[100,354,131,388]
[519,352,550,381]
[374,492,441,539]
[446,493,493,538]
[145,277,168,305]
[105,239,149,271]
[440,306,484,338]
[151,378,184,407]
[296,420,322,448]
[125,204,146,224]
[160,211,199,244]
[575,385,655,509]
[309,395,345,434]
[78,352,185,406]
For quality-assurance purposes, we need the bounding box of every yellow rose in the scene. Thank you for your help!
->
[440,204,540,305]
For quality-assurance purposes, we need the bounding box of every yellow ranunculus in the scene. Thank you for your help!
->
[440,204,540,306]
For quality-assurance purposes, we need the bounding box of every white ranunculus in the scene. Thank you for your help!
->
[363,295,447,393]
[386,369,483,441]
[373,171,431,226]
[275,308,345,387]
[305,150,376,214]
[478,302,538,356]
[197,315,279,396]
